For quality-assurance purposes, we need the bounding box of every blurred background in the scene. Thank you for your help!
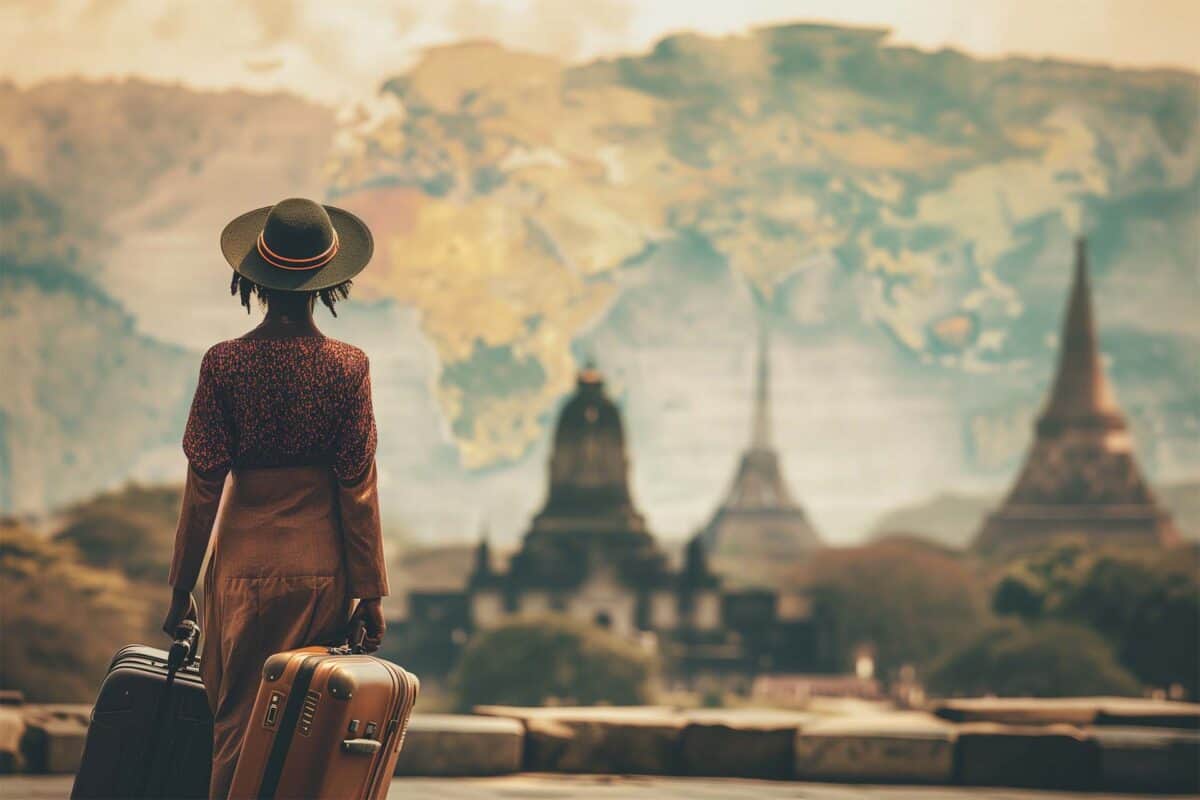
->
[1,0,1197,712]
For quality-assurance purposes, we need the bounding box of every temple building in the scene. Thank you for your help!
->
[398,365,821,684]
[974,238,1180,553]
[695,328,823,585]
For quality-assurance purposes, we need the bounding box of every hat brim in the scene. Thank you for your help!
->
[220,204,374,291]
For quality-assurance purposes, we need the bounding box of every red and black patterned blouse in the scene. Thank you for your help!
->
[183,336,377,481]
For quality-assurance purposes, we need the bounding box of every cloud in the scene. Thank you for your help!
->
[247,0,304,44]
[446,0,633,60]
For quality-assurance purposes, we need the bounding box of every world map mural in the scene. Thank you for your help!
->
[2,23,1197,542]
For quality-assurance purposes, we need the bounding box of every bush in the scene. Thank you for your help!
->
[450,615,657,710]
[926,620,1142,698]
[805,536,988,675]
[1058,552,1199,697]
[992,544,1200,697]
[55,484,181,582]
[0,519,152,701]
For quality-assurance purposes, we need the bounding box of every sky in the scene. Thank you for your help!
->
[2,0,1198,105]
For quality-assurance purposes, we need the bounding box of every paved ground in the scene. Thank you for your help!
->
[3,775,1195,799]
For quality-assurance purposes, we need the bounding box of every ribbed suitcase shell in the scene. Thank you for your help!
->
[71,644,212,799]
[228,647,418,800]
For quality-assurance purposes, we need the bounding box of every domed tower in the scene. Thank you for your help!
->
[508,365,668,591]
[975,239,1179,553]
[531,366,647,536]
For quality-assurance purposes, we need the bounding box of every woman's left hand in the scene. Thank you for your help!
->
[162,588,198,637]
[349,598,385,653]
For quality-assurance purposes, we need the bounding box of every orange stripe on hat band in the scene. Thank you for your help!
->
[256,230,340,270]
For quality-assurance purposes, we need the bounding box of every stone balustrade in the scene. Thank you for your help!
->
[2,697,1197,794]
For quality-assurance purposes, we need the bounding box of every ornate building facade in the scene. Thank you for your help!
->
[695,329,823,585]
[975,239,1180,553]
[400,366,821,683]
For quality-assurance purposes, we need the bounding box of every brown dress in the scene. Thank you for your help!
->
[168,336,389,800]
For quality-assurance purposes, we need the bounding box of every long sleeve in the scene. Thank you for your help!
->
[334,358,388,598]
[170,349,232,590]
[168,464,227,590]
[337,461,389,598]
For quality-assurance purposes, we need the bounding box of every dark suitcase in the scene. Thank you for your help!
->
[227,632,418,800]
[72,620,212,799]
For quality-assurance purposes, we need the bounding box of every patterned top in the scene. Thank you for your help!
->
[183,336,377,481]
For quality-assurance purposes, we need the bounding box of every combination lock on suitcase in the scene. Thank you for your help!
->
[72,619,212,799]
[228,627,419,800]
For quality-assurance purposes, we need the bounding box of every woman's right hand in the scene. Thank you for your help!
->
[350,598,386,653]
[162,589,198,637]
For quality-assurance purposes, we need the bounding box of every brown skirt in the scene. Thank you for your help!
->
[200,466,352,800]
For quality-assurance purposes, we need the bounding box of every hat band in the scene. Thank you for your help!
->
[256,229,340,271]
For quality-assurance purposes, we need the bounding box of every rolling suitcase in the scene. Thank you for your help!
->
[227,628,419,800]
[72,619,212,799]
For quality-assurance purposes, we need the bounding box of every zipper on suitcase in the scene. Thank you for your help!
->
[257,655,321,800]
[364,665,417,800]
[362,663,402,798]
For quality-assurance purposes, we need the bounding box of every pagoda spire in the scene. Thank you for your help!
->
[1040,237,1121,428]
[750,322,772,450]
[974,236,1178,553]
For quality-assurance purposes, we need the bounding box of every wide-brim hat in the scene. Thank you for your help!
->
[220,197,373,291]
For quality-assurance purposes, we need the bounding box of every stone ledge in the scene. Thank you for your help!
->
[475,706,686,774]
[954,722,1098,790]
[18,706,90,776]
[394,714,524,777]
[0,708,25,775]
[934,696,1200,729]
[680,710,813,779]
[1090,726,1200,794]
[9,698,1199,794]
[795,712,957,785]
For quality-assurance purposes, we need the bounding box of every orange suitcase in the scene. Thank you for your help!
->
[228,635,418,800]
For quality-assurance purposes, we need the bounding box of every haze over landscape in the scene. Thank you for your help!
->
[2,2,1198,544]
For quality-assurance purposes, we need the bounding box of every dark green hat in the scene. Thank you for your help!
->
[220,197,373,291]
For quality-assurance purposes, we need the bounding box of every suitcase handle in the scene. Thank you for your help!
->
[168,618,200,672]
[328,620,368,656]
[341,738,382,756]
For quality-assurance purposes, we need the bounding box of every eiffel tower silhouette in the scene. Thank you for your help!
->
[696,323,823,577]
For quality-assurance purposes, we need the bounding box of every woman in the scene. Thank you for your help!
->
[162,197,389,800]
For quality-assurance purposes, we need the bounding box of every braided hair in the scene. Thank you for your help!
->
[230,273,352,317]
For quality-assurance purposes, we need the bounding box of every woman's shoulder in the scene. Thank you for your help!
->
[317,338,369,373]
[199,339,240,369]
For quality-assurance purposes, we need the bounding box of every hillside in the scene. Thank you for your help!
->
[0,80,335,515]
[0,264,194,513]
[868,480,1200,548]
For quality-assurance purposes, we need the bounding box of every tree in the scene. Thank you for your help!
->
[991,543,1200,698]
[1057,551,1199,697]
[927,620,1142,698]
[804,536,988,675]
[992,571,1044,619]
[0,520,151,701]
[450,615,657,710]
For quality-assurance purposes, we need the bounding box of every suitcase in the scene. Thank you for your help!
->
[72,620,212,799]
[227,631,418,800]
